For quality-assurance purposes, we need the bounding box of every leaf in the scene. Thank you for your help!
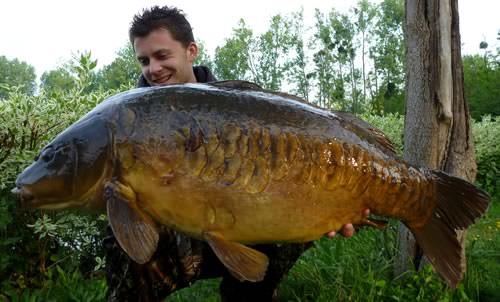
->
[375,279,386,287]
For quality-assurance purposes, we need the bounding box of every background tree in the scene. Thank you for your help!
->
[353,0,377,106]
[95,45,141,90]
[213,19,254,81]
[253,14,298,91]
[396,0,476,279]
[462,52,500,119]
[193,40,215,72]
[369,0,405,114]
[40,67,76,93]
[312,9,352,110]
[0,56,37,98]
[285,10,312,101]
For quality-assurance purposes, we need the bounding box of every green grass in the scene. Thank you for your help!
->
[166,279,221,302]
[167,198,500,302]
[465,200,500,301]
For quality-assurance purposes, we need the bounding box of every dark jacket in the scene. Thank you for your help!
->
[136,65,217,87]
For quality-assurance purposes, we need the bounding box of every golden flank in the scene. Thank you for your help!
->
[13,81,490,288]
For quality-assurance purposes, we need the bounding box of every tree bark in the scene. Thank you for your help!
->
[395,0,476,278]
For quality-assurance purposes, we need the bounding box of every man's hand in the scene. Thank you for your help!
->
[324,209,370,238]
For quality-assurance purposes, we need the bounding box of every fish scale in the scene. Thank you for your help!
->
[178,114,428,218]
[13,81,491,288]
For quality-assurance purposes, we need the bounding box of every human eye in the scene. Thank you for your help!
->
[138,57,149,66]
[156,51,172,60]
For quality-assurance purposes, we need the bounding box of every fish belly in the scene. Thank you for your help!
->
[124,166,374,244]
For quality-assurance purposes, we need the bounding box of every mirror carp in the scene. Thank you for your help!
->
[13,81,490,288]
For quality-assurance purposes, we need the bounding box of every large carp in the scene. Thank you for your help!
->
[13,81,490,288]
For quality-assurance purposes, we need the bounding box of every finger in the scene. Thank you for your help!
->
[363,208,370,218]
[325,230,336,238]
[341,223,355,237]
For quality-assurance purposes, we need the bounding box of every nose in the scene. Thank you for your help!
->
[148,59,162,75]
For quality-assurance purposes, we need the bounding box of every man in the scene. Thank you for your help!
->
[131,5,214,87]
[104,5,369,301]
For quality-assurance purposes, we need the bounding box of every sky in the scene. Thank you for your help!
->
[0,0,499,79]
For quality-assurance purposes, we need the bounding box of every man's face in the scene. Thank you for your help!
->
[134,28,198,86]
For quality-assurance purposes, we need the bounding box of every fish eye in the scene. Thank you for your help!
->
[40,147,55,162]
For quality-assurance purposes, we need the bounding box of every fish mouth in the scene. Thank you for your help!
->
[11,186,35,206]
[11,186,74,209]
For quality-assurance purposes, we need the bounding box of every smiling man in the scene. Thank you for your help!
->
[103,5,366,302]
[130,6,215,87]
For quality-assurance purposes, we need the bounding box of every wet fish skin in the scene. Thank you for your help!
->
[13,81,490,288]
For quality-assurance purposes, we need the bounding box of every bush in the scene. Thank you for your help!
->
[362,112,405,155]
[473,116,500,199]
[0,54,124,300]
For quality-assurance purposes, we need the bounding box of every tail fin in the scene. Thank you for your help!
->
[409,170,490,288]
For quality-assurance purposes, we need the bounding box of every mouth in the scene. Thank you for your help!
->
[11,186,63,208]
[12,184,93,210]
[153,74,172,85]
[11,186,36,206]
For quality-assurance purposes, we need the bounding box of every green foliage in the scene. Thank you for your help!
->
[353,0,377,106]
[213,19,254,81]
[466,201,500,301]
[312,8,357,111]
[362,112,405,155]
[37,51,103,96]
[253,14,300,91]
[40,67,76,93]
[369,0,405,114]
[2,265,107,302]
[0,56,37,99]
[473,116,500,199]
[0,53,117,299]
[463,54,500,119]
[212,0,408,115]
[285,10,312,101]
[194,40,216,72]
[213,13,310,92]
[95,44,141,90]
[165,278,221,302]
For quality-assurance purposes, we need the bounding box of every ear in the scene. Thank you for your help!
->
[186,42,198,63]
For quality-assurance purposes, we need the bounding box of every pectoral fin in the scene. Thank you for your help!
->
[104,181,159,264]
[203,231,269,282]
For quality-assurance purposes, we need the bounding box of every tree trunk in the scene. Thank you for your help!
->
[395,0,476,278]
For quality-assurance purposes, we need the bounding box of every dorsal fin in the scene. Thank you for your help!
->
[209,81,319,106]
[334,112,398,157]
[209,80,263,90]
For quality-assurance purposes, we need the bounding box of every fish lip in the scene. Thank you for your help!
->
[12,185,87,209]
[11,187,20,195]
[11,186,52,208]
[12,186,36,207]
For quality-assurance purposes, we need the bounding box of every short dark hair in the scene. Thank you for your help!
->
[129,5,195,48]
